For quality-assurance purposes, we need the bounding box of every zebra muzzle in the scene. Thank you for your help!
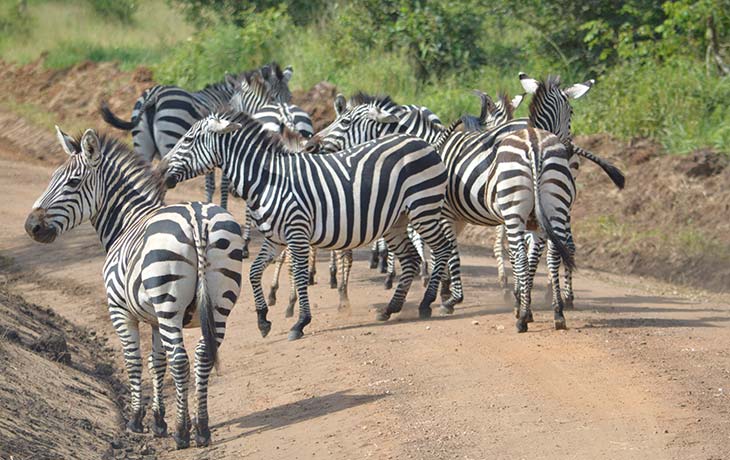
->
[25,208,58,243]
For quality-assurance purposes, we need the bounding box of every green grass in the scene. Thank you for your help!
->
[0,0,192,69]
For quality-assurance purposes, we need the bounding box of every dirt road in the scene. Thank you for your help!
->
[2,153,729,460]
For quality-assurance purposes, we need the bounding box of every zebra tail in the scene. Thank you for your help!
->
[572,144,625,189]
[195,223,219,368]
[528,137,576,272]
[99,101,137,131]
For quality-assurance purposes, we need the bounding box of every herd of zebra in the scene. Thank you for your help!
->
[23,62,624,449]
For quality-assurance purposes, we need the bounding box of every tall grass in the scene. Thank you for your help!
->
[0,0,192,70]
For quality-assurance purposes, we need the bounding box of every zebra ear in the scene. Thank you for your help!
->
[367,106,399,124]
[283,66,293,83]
[55,125,79,156]
[334,94,346,116]
[519,72,540,94]
[80,129,101,166]
[511,93,525,110]
[225,73,239,87]
[564,79,595,99]
[206,118,243,134]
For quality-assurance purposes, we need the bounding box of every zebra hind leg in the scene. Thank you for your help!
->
[413,219,454,319]
[308,247,317,285]
[376,230,419,321]
[439,222,464,315]
[369,241,379,269]
[286,239,314,340]
[563,231,576,310]
[158,320,191,449]
[204,173,215,203]
[338,249,353,312]
[547,240,567,330]
[508,231,532,333]
[286,251,298,318]
[241,209,252,259]
[494,225,511,299]
[378,239,388,274]
[525,234,546,324]
[111,317,146,433]
[148,328,168,437]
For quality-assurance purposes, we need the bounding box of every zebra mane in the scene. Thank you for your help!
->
[69,131,166,202]
[215,110,300,155]
[527,74,563,128]
[349,92,397,109]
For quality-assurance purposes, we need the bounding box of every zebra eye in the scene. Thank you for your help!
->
[67,177,82,188]
[340,118,351,127]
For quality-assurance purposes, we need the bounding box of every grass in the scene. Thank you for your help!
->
[0,0,192,70]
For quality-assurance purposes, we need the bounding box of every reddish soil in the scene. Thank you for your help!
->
[0,60,729,459]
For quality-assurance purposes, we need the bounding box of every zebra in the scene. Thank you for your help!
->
[161,111,459,340]
[25,128,244,449]
[99,63,293,214]
[308,77,601,330]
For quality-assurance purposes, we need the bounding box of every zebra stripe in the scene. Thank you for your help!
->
[162,112,457,340]
[25,128,243,449]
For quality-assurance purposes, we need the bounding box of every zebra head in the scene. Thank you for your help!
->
[470,90,525,130]
[519,73,594,143]
[253,102,314,139]
[310,93,404,153]
[25,127,104,243]
[162,114,243,189]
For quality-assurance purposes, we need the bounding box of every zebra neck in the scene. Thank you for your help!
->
[90,165,164,252]
[391,111,445,145]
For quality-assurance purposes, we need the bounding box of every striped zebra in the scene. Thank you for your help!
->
[25,128,243,449]
[308,77,598,330]
[161,112,459,340]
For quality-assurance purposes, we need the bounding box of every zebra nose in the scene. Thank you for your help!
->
[25,208,56,243]
[165,175,178,189]
[304,136,320,153]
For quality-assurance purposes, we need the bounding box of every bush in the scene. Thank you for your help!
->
[0,1,31,42]
[87,0,137,23]
[154,6,292,88]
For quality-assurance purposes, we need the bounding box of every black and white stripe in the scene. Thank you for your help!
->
[25,128,243,449]
[162,112,458,340]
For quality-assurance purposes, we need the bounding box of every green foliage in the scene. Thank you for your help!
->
[154,6,292,88]
[0,1,31,42]
[166,0,326,27]
[87,0,137,23]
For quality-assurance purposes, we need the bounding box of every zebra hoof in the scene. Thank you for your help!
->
[515,319,528,333]
[439,304,454,315]
[172,429,190,450]
[384,276,393,290]
[308,273,316,286]
[418,307,432,319]
[194,419,211,447]
[337,300,351,312]
[151,409,167,437]
[329,274,338,289]
[564,296,575,310]
[554,317,567,330]
[526,310,534,323]
[242,246,249,259]
[267,289,277,306]
[287,329,304,341]
[126,408,145,433]
[258,320,272,338]
[375,310,391,321]
[369,254,378,269]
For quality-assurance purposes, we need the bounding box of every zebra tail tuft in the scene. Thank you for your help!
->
[196,224,219,368]
[529,137,576,272]
[99,101,137,131]
[572,144,625,189]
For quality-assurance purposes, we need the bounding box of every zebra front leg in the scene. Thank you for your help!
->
[241,209,252,259]
[287,239,313,341]
[378,239,388,274]
[439,222,464,315]
[547,240,567,330]
[219,174,230,210]
[338,249,353,311]
[369,241,379,269]
[204,173,215,203]
[267,248,287,306]
[250,239,278,338]
[329,250,338,289]
[407,225,428,285]
[376,229,419,321]
[158,319,191,449]
[148,327,167,437]
[286,251,298,318]
[112,314,146,433]
[384,250,396,290]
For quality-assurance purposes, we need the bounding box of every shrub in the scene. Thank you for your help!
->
[87,0,137,23]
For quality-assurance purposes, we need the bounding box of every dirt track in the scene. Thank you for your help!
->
[2,149,730,459]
